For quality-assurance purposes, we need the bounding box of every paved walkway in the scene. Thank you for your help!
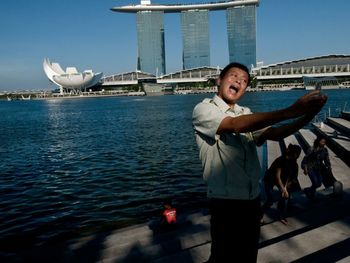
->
[60,190,350,263]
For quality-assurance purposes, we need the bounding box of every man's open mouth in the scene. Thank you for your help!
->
[229,85,238,93]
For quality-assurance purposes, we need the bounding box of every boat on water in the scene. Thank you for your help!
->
[142,82,173,96]
[303,76,340,90]
[21,95,32,100]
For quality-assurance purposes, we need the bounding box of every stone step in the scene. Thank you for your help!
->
[312,122,350,167]
[258,216,350,263]
[75,210,211,263]
[341,111,350,121]
[327,117,350,137]
[134,191,350,263]
[267,140,281,168]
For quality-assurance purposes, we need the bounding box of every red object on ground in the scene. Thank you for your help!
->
[163,208,176,224]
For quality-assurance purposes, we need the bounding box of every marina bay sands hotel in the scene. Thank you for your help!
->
[111,0,259,76]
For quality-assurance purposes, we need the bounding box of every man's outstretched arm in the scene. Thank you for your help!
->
[255,112,317,146]
[217,90,327,135]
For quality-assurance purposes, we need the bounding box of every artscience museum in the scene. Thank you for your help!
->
[43,58,103,95]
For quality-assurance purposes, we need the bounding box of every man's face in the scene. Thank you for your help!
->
[217,67,249,107]
[319,139,326,147]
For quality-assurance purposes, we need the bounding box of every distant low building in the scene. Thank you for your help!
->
[43,58,103,95]
[252,54,350,89]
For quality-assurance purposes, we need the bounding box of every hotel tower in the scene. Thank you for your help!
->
[111,0,259,75]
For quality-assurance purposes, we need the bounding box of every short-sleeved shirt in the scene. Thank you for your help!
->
[192,95,266,200]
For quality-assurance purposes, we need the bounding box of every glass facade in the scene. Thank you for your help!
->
[136,11,166,76]
[181,10,210,70]
[226,5,257,69]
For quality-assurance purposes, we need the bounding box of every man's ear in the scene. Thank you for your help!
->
[216,78,221,86]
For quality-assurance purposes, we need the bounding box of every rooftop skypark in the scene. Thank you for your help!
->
[111,0,259,13]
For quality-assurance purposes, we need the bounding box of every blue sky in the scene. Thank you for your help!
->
[1,0,349,91]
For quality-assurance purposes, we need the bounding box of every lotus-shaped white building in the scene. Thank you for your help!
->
[43,58,103,94]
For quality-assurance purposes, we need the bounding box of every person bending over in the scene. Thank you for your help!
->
[263,144,302,224]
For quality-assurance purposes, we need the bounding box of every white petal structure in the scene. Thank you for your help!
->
[43,58,103,94]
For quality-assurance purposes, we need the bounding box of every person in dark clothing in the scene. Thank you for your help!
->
[302,136,339,199]
[263,144,302,224]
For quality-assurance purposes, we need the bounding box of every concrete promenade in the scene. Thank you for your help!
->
[22,113,350,263]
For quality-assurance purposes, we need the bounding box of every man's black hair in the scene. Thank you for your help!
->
[219,62,251,85]
[287,144,302,156]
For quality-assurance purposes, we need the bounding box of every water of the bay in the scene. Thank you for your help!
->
[1,89,349,257]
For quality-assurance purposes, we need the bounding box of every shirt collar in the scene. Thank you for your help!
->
[213,94,244,115]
